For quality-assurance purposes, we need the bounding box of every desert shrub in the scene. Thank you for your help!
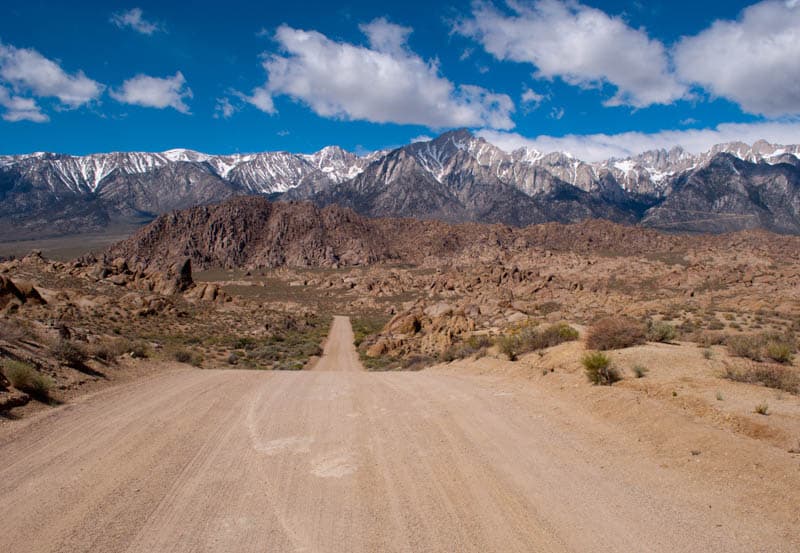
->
[402,354,435,371]
[174,350,192,363]
[91,343,117,363]
[496,323,579,362]
[352,316,388,347]
[233,337,258,351]
[585,318,646,350]
[632,364,649,378]
[497,335,520,361]
[754,402,770,416]
[126,340,150,359]
[723,362,799,394]
[521,323,579,351]
[725,334,765,361]
[726,332,796,363]
[2,360,53,400]
[694,331,727,348]
[273,360,304,371]
[765,341,794,364]
[440,334,494,362]
[467,334,494,350]
[647,320,677,343]
[582,352,620,385]
[227,353,238,365]
[52,340,87,366]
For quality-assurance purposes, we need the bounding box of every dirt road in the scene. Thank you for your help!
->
[0,316,797,552]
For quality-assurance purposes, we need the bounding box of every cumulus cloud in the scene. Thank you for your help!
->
[111,72,192,113]
[252,19,515,129]
[214,97,236,119]
[0,87,48,122]
[521,88,546,108]
[0,41,103,112]
[478,120,800,161]
[110,8,163,35]
[455,0,687,108]
[674,0,800,116]
[242,86,275,114]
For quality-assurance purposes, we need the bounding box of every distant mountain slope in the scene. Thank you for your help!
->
[3,130,800,238]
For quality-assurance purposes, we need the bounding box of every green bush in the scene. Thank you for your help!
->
[582,352,620,385]
[2,360,53,400]
[586,318,646,350]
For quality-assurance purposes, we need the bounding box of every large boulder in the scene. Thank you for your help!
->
[0,275,25,309]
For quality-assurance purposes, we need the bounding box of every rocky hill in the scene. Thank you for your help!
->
[105,197,398,269]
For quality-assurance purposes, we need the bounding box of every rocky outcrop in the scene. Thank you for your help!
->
[105,197,397,270]
[0,275,45,313]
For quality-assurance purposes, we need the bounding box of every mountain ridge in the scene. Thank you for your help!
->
[2,129,800,238]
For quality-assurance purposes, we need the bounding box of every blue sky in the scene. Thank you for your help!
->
[1,0,799,160]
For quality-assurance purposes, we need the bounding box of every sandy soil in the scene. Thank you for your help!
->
[0,317,797,552]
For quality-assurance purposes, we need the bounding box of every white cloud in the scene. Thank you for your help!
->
[478,120,800,161]
[674,0,800,116]
[253,20,515,129]
[521,88,546,108]
[214,97,236,119]
[0,87,47,122]
[456,0,687,108]
[410,134,433,143]
[110,8,163,35]
[111,72,192,113]
[242,86,275,114]
[0,41,103,110]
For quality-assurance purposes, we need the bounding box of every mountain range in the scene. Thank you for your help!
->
[2,129,800,239]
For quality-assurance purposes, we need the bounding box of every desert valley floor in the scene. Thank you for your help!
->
[1,204,800,552]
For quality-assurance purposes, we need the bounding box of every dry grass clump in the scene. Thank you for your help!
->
[723,362,799,394]
[402,354,436,371]
[52,339,87,366]
[173,350,193,363]
[582,352,620,385]
[586,318,646,350]
[694,331,727,348]
[2,359,53,400]
[725,332,796,364]
[646,320,677,343]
